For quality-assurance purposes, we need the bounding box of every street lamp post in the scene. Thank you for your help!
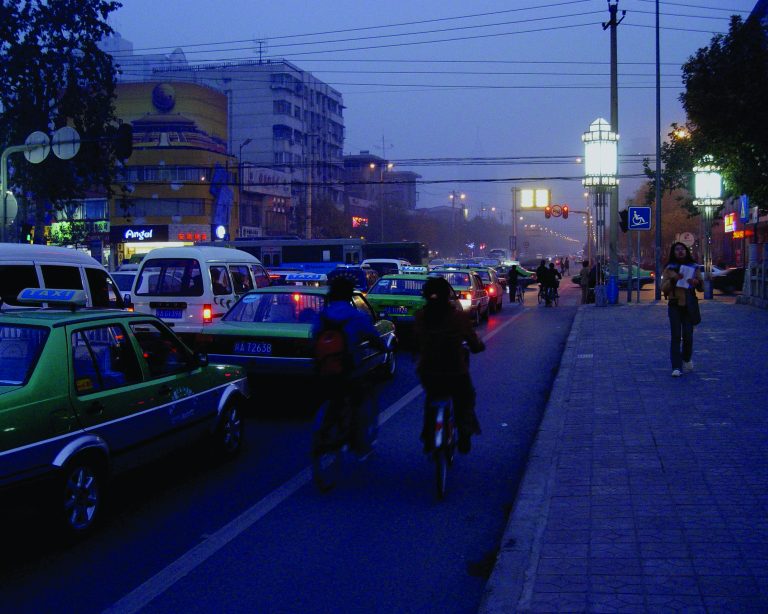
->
[693,156,723,300]
[583,118,619,306]
[449,190,466,250]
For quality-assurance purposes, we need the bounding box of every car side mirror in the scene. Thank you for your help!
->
[195,352,209,367]
[123,293,133,310]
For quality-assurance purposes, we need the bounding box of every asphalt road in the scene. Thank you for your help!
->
[1,283,582,614]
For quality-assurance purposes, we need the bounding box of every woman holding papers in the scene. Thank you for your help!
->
[661,242,703,377]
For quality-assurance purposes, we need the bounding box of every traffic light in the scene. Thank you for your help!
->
[619,209,629,233]
[544,205,552,219]
[562,205,569,219]
[114,123,133,160]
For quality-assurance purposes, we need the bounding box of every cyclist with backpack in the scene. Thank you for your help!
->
[414,276,485,454]
[312,277,384,460]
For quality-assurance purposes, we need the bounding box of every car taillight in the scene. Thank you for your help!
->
[203,304,213,323]
[462,291,472,300]
[487,286,496,296]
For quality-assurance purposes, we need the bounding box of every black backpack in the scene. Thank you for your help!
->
[314,315,353,376]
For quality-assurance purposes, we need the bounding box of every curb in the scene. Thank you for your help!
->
[478,306,585,613]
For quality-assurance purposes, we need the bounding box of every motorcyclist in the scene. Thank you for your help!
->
[414,276,485,454]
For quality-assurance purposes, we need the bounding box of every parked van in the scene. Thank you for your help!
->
[360,258,411,278]
[0,244,124,309]
[131,246,270,338]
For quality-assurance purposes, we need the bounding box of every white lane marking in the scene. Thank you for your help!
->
[104,309,525,614]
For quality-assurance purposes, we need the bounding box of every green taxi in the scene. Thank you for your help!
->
[198,284,397,379]
[0,289,248,537]
[365,270,463,329]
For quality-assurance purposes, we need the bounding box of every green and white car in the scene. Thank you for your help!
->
[198,285,398,379]
[0,289,248,538]
[366,271,463,329]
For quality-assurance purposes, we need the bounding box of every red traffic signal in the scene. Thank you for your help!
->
[562,205,569,219]
[544,205,552,219]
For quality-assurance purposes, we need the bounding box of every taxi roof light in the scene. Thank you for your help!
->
[16,288,87,310]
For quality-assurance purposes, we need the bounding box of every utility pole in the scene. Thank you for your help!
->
[654,0,663,300]
[604,0,625,301]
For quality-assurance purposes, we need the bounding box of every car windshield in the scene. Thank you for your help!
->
[135,258,204,297]
[473,270,491,282]
[435,271,471,288]
[0,325,49,385]
[224,292,325,323]
[365,262,400,277]
[368,278,424,296]
[112,273,136,292]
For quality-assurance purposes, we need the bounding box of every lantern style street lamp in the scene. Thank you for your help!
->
[583,118,619,305]
[693,155,723,300]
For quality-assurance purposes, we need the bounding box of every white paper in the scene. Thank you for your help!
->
[676,264,695,288]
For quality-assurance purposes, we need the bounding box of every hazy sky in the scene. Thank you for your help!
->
[109,0,755,239]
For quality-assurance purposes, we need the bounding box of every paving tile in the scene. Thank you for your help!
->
[588,592,646,613]
[591,542,640,559]
[539,543,589,559]
[643,574,700,596]
[591,529,637,544]
[642,558,695,576]
[636,529,685,544]
[591,505,633,519]
[701,594,768,613]
[643,594,706,613]
[543,529,590,544]
[639,541,689,558]
[691,556,751,576]
[590,574,644,594]
[525,592,588,613]
[533,573,588,593]
[537,557,588,575]
[697,574,759,597]
[590,558,642,575]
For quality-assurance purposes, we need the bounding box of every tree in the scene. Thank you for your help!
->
[647,16,768,212]
[0,0,122,241]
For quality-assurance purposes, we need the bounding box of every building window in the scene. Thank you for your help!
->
[131,199,205,217]
[273,100,292,115]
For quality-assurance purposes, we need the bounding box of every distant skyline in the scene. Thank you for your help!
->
[110,0,756,240]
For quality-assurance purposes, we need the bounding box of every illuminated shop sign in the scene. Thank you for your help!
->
[724,213,735,233]
[110,225,169,243]
[352,216,369,228]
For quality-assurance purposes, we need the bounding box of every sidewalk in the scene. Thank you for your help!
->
[480,298,768,613]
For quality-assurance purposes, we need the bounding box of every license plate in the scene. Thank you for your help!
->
[385,306,409,315]
[234,341,272,355]
[156,309,183,319]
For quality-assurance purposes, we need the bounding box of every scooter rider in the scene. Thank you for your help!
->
[414,276,485,454]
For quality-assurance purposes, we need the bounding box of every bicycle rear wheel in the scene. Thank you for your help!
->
[435,449,448,499]
[311,401,344,492]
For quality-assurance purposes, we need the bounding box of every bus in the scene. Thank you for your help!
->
[208,238,428,269]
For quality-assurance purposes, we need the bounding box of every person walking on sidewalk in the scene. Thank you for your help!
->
[661,242,703,377]
[579,259,590,304]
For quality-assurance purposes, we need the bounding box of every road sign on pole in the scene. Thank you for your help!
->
[628,206,652,231]
[739,195,750,223]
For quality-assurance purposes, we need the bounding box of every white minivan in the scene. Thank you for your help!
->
[131,246,270,339]
[0,244,124,309]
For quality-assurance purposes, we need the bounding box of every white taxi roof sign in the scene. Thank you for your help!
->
[17,288,87,308]
[402,265,427,273]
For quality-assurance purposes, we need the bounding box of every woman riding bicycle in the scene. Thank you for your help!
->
[414,276,485,454]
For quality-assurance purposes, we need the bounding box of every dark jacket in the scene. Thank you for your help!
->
[414,305,484,377]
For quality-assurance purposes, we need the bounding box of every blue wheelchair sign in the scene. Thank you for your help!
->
[628,206,652,231]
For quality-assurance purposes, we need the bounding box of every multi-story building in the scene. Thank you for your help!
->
[102,34,345,238]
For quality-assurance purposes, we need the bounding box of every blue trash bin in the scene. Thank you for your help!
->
[607,275,619,304]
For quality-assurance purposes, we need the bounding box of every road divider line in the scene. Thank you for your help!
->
[104,309,525,614]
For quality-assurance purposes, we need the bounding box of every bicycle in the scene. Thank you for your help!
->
[426,394,457,499]
[515,283,525,304]
[311,386,378,492]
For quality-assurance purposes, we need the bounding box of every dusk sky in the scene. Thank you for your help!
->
[109,0,755,239]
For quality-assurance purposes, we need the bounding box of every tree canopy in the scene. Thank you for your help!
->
[647,16,768,212]
[0,0,122,230]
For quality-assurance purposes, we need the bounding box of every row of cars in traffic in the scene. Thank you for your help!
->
[0,244,525,538]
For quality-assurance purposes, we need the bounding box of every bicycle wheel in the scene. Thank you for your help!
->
[435,449,448,499]
[311,401,343,492]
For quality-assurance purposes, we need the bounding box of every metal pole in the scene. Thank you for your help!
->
[654,0,663,300]
[703,206,714,299]
[636,231,641,303]
[2,144,37,244]
[627,225,632,302]
[512,187,518,260]
[606,0,623,301]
